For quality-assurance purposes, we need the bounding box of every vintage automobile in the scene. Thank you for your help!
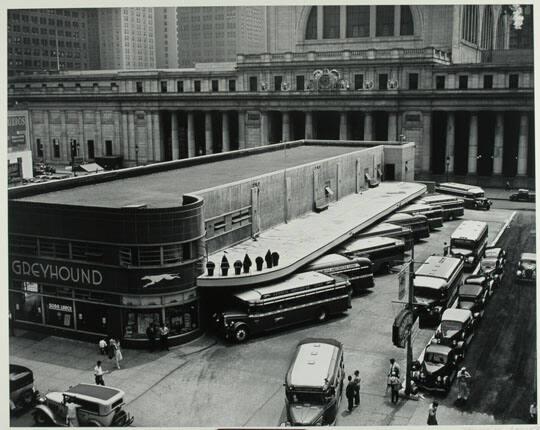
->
[431,308,475,358]
[456,283,489,319]
[480,248,506,287]
[33,162,56,176]
[10,364,38,413]
[412,344,460,393]
[463,274,495,296]
[33,383,134,427]
[516,253,536,283]
[509,189,535,202]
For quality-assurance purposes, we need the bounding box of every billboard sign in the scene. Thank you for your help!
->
[8,111,29,150]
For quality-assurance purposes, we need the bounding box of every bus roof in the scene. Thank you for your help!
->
[398,203,435,213]
[419,194,464,205]
[306,253,352,268]
[288,341,340,388]
[450,221,488,241]
[442,308,472,323]
[358,222,409,237]
[438,182,484,193]
[233,271,335,302]
[415,256,462,280]
[339,236,404,254]
[414,276,446,290]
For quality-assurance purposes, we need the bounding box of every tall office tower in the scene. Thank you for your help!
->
[7,9,92,77]
[99,8,156,70]
[177,6,267,66]
[265,6,301,53]
[154,7,179,68]
[84,8,101,69]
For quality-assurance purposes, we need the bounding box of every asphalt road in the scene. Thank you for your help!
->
[444,210,536,422]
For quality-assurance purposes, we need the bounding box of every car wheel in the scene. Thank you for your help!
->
[233,324,249,343]
[317,308,328,322]
[33,410,52,427]
[18,390,34,409]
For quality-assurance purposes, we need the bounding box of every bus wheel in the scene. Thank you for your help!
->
[233,324,249,343]
[317,308,328,322]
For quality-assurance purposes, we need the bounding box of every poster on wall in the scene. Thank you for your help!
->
[8,113,28,150]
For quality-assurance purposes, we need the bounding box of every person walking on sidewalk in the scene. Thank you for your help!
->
[457,367,471,404]
[94,361,108,386]
[345,375,355,413]
[65,397,79,427]
[114,341,123,369]
[427,401,438,425]
[353,370,361,407]
[389,372,401,404]
[146,323,156,352]
[159,323,170,351]
[108,338,117,360]
[98,339,107,355]
[529,401,537,423]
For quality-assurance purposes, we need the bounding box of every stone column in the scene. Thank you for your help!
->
[364,112,373,141]
[152,111,162,161]
[421,111,431,172]
[78,110,86,160]
[260,111,269,146]
[238,111,246,149]
[337,111,347,140]
[127,112,135,161]
[61,111,68,161]
[187,112,195,157]
[121,111,129,160]
[467,113,478,174]
[492,112,504,175]
[44,111,52,161]
[316,6,323,39]
[282,111,291,142]
[205,112,213,154]
[339,6,346,39]
[146,111,153,162]
[388,112,397,141]
[113,111,121,158]
[222,112,230,152]
[445,112,455,173]
[517,112,529,176]
[171,111,179,159]
[305,111,314,139]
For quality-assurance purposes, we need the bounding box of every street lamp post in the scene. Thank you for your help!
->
[405,241,415,396]
[445,156,450,182]
[70,139,79,177]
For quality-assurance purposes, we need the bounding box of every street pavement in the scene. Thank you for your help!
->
[9,205,532,427]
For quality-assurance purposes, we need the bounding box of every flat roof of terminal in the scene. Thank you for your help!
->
[15,145,357,208]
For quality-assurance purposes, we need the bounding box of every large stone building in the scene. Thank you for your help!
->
[7,5,534,185]
[177,6,267,66]
[154,7,179,69]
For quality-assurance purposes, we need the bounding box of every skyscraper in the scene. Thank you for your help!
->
[98,8,156,69]
[177,6,267,66]
[154,7,179,68]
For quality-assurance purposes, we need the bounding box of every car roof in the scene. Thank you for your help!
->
[460,284,483,296]
[521,253,536,261]
[464,275,486,285]
[425,343,451,355]
[485,247,502,257]
[66,384,124,405]
[442,308,472,323]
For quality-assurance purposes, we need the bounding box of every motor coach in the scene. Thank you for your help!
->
[337,236,406,273]
[417,194,464,221]
[435,182,492,210]
[397,203,443,230]
[385,212,430,241]
[450,221,489,271]
[355,223,413,250]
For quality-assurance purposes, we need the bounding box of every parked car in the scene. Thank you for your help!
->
[33,383,134,427]
[480,247,506,286]
[463,274,495,297]
[10,364,38,414]
[412,344,460,393]
[33,162,56,176]
[516,253,536,283]
[509,189,535,202]
[431,308,476,358]
[456,283,489,319]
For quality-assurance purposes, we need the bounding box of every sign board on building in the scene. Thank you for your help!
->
[8,111,29,150]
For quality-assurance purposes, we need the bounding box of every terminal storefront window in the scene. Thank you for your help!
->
[165,304,198,335]
[12,286,43,324]
[123,309,161,339]
[44,296,75,329]
[76,301,109,334]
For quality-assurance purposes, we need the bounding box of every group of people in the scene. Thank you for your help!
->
[98,337,124,369]
[146,322,170,352]
[345,370,361,412]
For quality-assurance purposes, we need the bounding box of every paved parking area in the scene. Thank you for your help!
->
[10,207,522,427]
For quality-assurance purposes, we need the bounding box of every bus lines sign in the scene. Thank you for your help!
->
[8,113,28,149]
[11,259,103,287]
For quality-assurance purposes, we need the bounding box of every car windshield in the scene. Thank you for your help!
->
[521,260,536,270]
[425,352,448,364]
[481,259,497,268]
[472,192,485,198]
[287,391,325,405]
[441,320,462,336]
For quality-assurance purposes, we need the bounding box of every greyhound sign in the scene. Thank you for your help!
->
[141,273,181,288]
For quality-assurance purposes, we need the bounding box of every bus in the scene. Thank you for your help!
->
[284,338,345,426]
[417,194,465,221]
[303,253,374,293]
[397,203,443,231]
[355,223,413,250]
[385,213,430,241]
[413,256,464,326]
[214,272,351,342]
[337,236,406,273]
[435,182,492,210]
[450,221,489,271]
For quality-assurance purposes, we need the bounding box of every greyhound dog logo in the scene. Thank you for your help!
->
[141,274,181,288]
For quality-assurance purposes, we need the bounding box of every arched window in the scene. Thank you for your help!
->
[346,6,370,38]
[400,6,414,36]
[480,6,494,49]
[305,7,317,40]
[323,6,340,39]
[495,11,506,49]
[510,5,533,49]
[376,6,395,37]
[462,5,479,44]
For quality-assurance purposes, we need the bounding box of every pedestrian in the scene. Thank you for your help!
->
[114,341,123,369]
[98,339,107,355]
[65,397,79,427]
[456,367,471,404]
[345,375,355,413]
[353,370,361,407]
[146,323,155,352]
[443,242,450,256]
[505,181,511,191]
[388,358,400,378]
[94,360,108,386]
[530,401,537,423]
[159,323,170,351]
[389,372,401,404]
[108,338,117,359]
[427,401,438,425]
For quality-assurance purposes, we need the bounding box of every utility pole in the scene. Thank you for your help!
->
[405,240,415,395]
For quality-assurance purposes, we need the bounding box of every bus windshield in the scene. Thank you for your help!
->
[415,287,443,300]
[451,239,475,249]
[287,391,325,405]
